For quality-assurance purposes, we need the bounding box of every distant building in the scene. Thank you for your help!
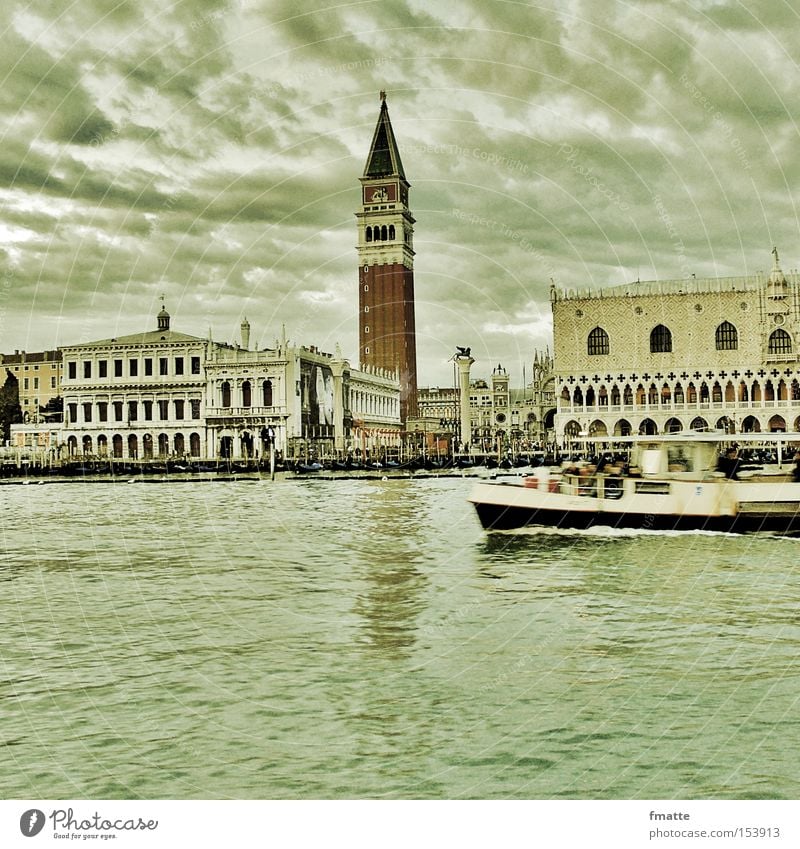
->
[206,325,401,460]
[0,349,62,422]
[59,305,218,459]
[349,363,403,456]
[551,247,800,443]
[57,307,400,461]
[415,350,556,453]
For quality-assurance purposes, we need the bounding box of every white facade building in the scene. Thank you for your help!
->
[58,310,400,461]
[60,307,217,459]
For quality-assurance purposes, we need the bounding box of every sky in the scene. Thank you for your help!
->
[1,0,799,387]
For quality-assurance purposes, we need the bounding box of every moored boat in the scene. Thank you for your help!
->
[469,431,800,534]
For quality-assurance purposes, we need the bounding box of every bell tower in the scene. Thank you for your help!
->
[356,92,418,421]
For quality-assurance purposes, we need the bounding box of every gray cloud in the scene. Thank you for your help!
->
[2,1,800,384]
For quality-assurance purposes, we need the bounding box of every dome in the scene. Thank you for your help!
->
[157,304,170,330]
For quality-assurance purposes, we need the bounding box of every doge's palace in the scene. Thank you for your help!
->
[552,249,800,443]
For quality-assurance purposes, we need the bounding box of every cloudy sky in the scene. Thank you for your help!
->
[1,0,798,386]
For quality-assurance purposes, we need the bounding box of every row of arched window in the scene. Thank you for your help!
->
[67,432,202,458]
[560,377,800,407]
[586,322,792,355]
[365,224,396,242]
[562,415,797,438]
[220,379,272,408]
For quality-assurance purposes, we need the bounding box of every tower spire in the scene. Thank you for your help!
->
[363,94,406,180]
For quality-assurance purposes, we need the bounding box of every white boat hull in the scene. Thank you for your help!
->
[469,476,800,534]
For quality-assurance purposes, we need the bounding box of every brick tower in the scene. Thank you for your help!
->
[356,92,418,421]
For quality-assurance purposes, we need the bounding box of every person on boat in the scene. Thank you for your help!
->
[719,447,740,480]
[595,453,609,473]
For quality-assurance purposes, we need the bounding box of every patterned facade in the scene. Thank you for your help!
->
[552,249,800,443]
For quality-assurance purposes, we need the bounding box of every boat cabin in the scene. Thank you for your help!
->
[633,436,720,481]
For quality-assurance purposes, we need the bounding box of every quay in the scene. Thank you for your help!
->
[0,455,540,485]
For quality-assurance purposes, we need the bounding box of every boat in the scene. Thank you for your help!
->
[468,431,800,534]
[294,461,323,474]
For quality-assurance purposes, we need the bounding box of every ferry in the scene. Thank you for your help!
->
[468,431,800,534]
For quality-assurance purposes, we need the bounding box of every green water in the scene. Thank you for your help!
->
[2,478,798,798]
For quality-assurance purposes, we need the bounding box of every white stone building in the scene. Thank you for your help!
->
[349,363,403,455]
[552,248,800,444]
[58,310,400,461]
[60,307,218,459]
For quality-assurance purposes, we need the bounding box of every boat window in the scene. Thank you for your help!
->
[667,446,693,472]
[634,481,670,495]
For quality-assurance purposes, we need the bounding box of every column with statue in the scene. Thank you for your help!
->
[455,347,474,456]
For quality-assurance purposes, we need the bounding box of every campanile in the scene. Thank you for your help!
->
[356,92,418,421]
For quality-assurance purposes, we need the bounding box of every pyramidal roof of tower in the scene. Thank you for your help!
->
[363,98,406,180]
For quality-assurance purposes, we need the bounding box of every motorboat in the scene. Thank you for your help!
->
[468,431,800,533]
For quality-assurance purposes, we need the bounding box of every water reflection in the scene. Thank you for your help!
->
[354,557,426,654]
[349,482,429,657]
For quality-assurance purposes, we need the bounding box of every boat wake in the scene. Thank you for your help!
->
[489,524,737,539]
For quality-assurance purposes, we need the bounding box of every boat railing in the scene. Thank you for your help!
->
[539,470,627,499]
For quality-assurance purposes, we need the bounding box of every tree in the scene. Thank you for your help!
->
[0,369,23,443]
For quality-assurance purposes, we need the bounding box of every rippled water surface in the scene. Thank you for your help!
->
[2,477,799,799]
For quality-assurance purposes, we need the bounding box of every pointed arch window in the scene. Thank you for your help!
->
[587,326,609,355]
[650,324,672,353]
[715,321,738,350]
[768,328,792,354]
